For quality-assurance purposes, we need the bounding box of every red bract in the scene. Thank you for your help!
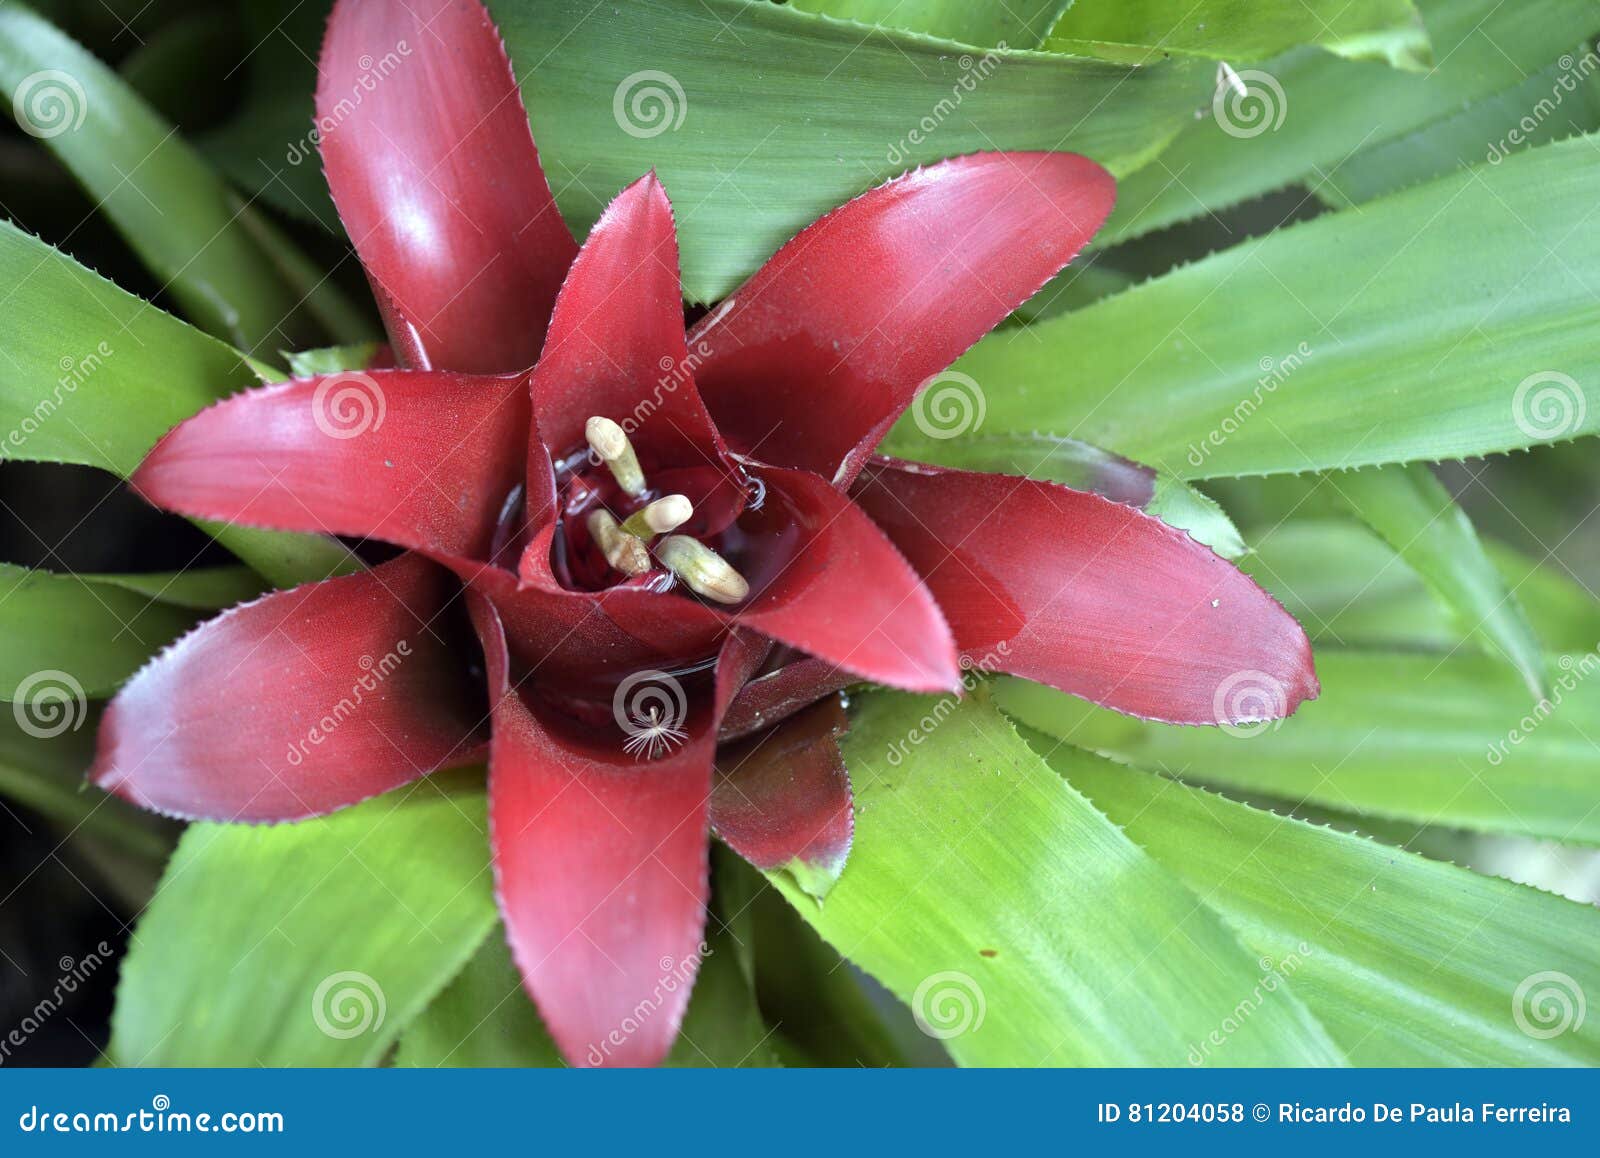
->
[89,0,1318,1067]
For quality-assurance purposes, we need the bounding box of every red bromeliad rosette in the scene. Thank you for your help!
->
[88,0,1317,1067]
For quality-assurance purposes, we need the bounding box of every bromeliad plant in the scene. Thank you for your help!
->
[88,0,1318,1066]
[4,0,1600,1069]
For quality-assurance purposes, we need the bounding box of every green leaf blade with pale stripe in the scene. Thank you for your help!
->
[996,648,1600,846]
[949,135,1600,478]
[111,771,498,1067]
[1046,750,1600,1065]
[772,689,1345,1066]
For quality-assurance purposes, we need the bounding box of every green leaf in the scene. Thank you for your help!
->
[111,770,498,1066]
[1242,519,1600,653]
[75,565,266,612]
[772,688,1344,1065]
[1318,47,1600,206]
[1100,0,1600,246]
[715,847,910,1067]
[1047,0,1431,71]
[393,931,561,1067]
[0,3,315,356]
[1332,464,1548,697]
[995,647,1600,846]
[789,0,1072,49]
[0,706,173,865]
[209,0,1206,304]
[1046,748,1600,1065]
[949,135,1600,478]
[285,343,382,379]
[213,0,1212,293]
[0,218,351,588]
[0,563,197,699]
[396,916,778,1068]
[880,430,1245,557]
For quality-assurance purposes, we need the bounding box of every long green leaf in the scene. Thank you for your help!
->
[1047,0,1430,70]
[773,689,1344,1065]
[1100,0,1600,245]
[506,0,1210,301]
[111,770,498,1066]
[1319,47,1600,206]
[996,647,1600,846]
[0,2,315,356]
[881,430,1246,558]
[1044,747,1600,1065]
[0,563,196,699]
[0,219,350,588]
[205,0,1206,303]
[1242,519,1600,652]
[0,706,173,864]
[790,0,1071,48]
[949,135,1600,478]
[1332,464,1548,697]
